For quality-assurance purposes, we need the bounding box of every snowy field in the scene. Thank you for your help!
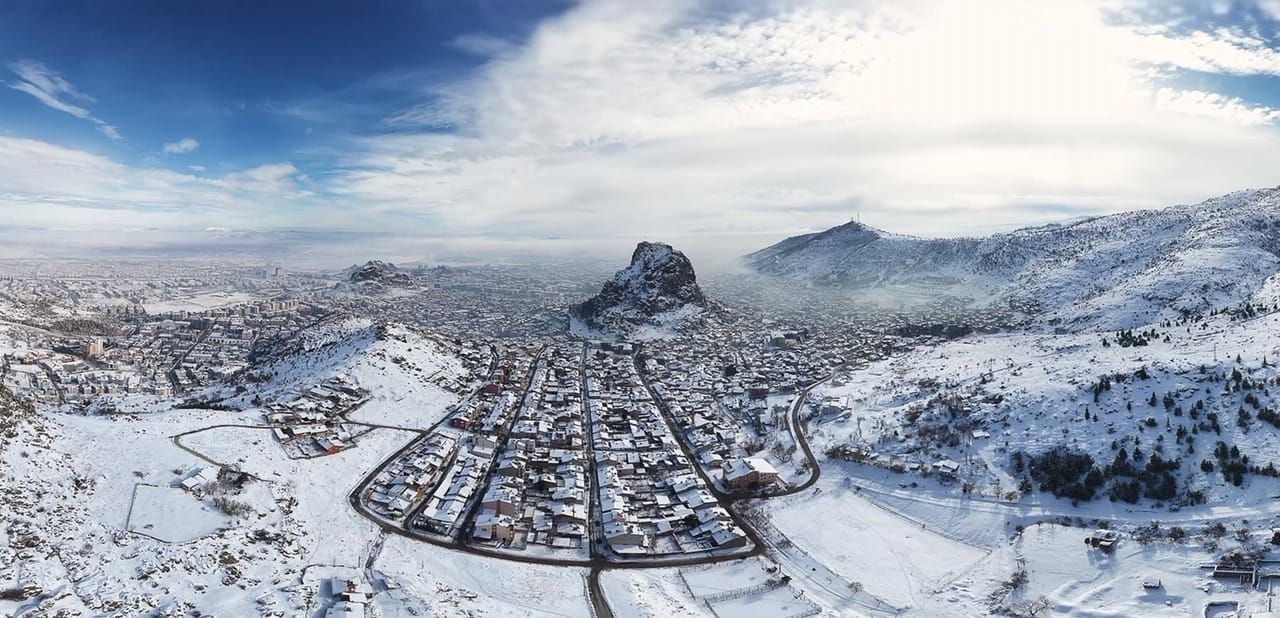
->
[767,470,989,612]
[707,584,818,618]
[599,568,712,618]
[125,484,229,542]
[1007,523,1265,617]
[681,558,775,598]
[141,291,255,314]
[377,535,591,617]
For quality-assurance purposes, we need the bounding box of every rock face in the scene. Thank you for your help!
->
[746,187,1280,330]
[345,260,414,286]
[571,242,709,339]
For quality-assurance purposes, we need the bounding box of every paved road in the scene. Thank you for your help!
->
[451,345,547,542]
[772,370,839,497]
[586,567,613,618]
[172,345,857,616]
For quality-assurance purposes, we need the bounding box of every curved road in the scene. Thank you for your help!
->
[174,348,852,617]
[343,351,847,615]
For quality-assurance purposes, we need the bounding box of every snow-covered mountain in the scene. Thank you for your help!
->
[571,241,712,340]
[336,260,415,291]
[747,188,1280,330]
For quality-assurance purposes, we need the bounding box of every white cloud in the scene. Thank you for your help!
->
[326,0,1280,242]
[162,137,199,154]
[9,0,1280,258]
[1155,87,1280,125]
[1258,0,1280,21]
[0,136,310,230]
[6,59,122,140]
[1121,26,1280,76]
[217,162,308,194]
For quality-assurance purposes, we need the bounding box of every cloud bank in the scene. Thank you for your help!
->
[6,0,1280,261]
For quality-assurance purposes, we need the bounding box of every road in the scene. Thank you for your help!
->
[337,346,864,615]
[580,344,613,618]
[171,343,866,616]
[451,344,547,542]
[772,369,839,497]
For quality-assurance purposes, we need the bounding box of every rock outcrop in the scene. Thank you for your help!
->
[571,242,710,339]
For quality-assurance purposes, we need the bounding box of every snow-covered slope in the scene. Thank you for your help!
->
[747,188,1280,330]
[571,241,713,340]
[810,305,1280,510]
[211,315,485,428]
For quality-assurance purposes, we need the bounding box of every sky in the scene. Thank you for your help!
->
[3,0,1280,265]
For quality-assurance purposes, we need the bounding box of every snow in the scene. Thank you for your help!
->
[125,484,230,542]
[707,584,818,618]
[680,559,774,598]
[376,535,590,617]
[1007,523,1260,617]
[599,569,713,618]
[0,322,493,616]
[809,308,1280,509]
[767,471,989,612]
[216,318,472,430]
[749,187,1280,330]
[142,291,255,314]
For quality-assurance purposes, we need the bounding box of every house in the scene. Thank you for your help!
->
[330,577,374,603]
[1086,529,1119,553]
[721,457,780,490]
[179,466,219,493]
[473,511,516,542]
[481,485,520,516]
[604,521,645,548]
[712,527,748,548]
[932,459,961,480]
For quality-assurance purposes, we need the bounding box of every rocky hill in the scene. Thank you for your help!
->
[747,188,1280,330]
[200,315,484,415]
[571,242,711,340]
[343,260,415,287]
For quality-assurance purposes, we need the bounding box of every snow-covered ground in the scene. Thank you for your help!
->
[12,271,1280,616]
[599,568,712,618]
[767,472,990,612]
[125,485,231,543]
[377,536,590,617]
[810,308,1280,508]
[0,324,585,617]
[1006,523,1268,617]
[141,291,256,314]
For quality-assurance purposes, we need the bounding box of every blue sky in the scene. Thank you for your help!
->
[3,0,1280,264]
[0,1,567,173]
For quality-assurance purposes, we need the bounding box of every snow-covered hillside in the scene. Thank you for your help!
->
[809,304,1280,511]
[747,188,1280,330]
[571,241,714,340]
[209,316,487,428]
[0,389,596,616]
